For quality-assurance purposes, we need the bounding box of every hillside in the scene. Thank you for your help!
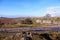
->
[0,17,60,28]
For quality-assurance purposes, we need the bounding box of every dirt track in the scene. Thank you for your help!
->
[0,27,60,33]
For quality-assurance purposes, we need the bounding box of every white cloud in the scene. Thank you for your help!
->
[46,6,60,16]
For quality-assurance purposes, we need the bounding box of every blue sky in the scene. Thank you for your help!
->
[0,0,60,18]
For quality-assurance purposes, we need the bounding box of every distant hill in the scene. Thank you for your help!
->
[0,17,25,25]
[0,16,59,24]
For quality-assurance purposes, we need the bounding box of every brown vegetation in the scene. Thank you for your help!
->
[0,17,60,28]
[0,31,60,40]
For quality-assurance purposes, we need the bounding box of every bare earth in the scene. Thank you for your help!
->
[0,26,60,33]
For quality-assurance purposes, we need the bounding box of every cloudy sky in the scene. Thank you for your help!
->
[0,0,60,18]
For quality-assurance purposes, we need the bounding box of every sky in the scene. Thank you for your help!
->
[0,0,60,18]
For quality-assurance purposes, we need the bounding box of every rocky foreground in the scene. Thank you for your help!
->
[0,27,60,40]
